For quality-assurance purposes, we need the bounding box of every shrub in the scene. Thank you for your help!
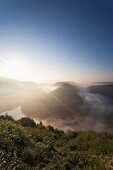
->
[18,117,36,127]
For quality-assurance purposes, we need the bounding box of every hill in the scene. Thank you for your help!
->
[0,77,45,113]
[25,83,89,130]
[88,84,113,101]
[1,78,113,131]
[0,115,113,170]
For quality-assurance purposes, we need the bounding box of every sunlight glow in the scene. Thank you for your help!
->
[3,59,29,81]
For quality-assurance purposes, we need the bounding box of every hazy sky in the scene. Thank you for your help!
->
[0,0,113,83]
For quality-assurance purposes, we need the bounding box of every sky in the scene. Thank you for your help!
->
[0,0,113,83]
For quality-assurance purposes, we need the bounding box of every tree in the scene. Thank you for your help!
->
[18,117,36,127]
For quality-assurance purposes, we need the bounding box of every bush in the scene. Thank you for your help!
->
[18,117,36,127]
[0,114,14,121]
[66,130,78,139]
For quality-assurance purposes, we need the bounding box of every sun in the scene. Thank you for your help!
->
[4,59,29,81]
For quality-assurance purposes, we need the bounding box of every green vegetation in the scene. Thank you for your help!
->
[0,115,113,170]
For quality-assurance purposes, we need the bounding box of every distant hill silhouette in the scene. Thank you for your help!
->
[88,84,113,101]
[0,77,45,112]
[24,82,89,130]
[50,83,84,113]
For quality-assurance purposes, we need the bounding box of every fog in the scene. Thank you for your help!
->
[0,77,113,132]
[31,83,113,131]
[0,106,25,120]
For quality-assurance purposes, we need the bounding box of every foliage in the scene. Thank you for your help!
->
[0,115,113,169]
[18,117,36,127]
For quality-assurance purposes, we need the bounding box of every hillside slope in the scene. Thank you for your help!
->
[0,115,113,170]
[24,83,89,130]
[0,77,45,112]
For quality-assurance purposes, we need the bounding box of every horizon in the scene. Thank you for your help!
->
[0,0,113,83]
[1,76,113,86]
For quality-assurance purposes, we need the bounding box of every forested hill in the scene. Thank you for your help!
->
[0,115,113,170]
[88,84,113,101]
